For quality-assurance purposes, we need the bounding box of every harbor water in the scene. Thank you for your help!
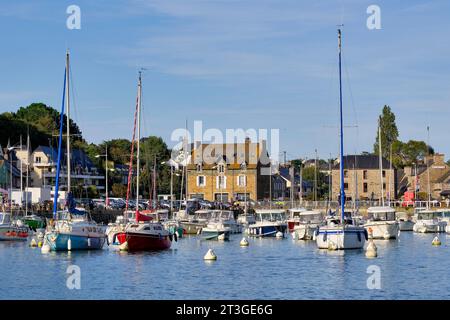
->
[1,232,450,299]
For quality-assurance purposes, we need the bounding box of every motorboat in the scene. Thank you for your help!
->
[433,209,450,232]
[0,212,29,241]
[363,207,399,239]
[287,207,308,232]
[396,211,415,231]
[178,209,212,235]
[247,209,287,237]
[211,210,241,234]
[413,210,440,233]
[291,210,324,240]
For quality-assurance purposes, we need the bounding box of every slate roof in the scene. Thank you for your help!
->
[333,155,393,170]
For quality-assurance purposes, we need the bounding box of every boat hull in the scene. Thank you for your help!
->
[316,226,366,250]
[201,229,230,241]
[179,221,206,235]
[247,223,287,237]
[413,221,439,233]
[398,220,414,231]
[364,221,399,239]
[117,232,171,251]
[292,224,317,240]
[45,232,106,251]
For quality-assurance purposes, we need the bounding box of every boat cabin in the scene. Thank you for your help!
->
[255,209,285,222]
[0,212,11,225]
[367,207,396,221]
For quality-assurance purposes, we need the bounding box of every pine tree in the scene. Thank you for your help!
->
[374,105,399,158]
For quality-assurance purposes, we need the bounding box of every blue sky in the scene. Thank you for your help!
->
[0,0,449,162]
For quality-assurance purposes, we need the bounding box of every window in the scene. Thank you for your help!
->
[237,175,247,187]
[383,183,386,190]
[382,170,386,178]
[363,170,368,180]
[363,183,368,193]
[216,176,226,189]
[196,164,202,173]
[35,157,41,163]
[344,170,348,178]
[218,164,225,174]
[344,183,349,190]
[197,175,206,187]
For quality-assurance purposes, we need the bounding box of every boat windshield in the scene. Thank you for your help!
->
[417,212,434,220]
[368,211,396,221]
[197,211,212,220]
[299,214,323,223]
[219,211,231,220]
[258,213,272,221]
[0,213,11,224]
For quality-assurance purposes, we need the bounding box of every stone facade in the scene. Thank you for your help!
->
[186,139,270,202]
[401,153,450,200]
[332,155,396,201]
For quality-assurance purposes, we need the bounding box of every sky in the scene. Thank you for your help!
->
[0,0,449,162]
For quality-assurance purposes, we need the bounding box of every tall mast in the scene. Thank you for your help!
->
[389,143,393,205]
[20,135,23,209]
[26,133,30,215]
[378,126,385,206]
[52,63,67,218]
[338,28,345,223]
[66,51,71,193]
[136,71,142,211]
[426,126,431,209]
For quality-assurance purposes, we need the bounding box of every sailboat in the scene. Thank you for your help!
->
[363,127,399,239]
[0,145,29,241]
[43,51,106,251]
[21,134,46,231]
[114,72,173,251]
[315,29,367,250]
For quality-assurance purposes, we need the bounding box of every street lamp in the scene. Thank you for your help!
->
[95,144,111,207]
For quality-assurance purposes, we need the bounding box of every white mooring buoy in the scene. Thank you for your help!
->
[366,228,377,258]
[218,233,226,241]
[432,236,441,246]
[275,231,283,239]
[240,237,249,247]
[204,249,217,261]
[67,237,72,251]
[29,238,37,247]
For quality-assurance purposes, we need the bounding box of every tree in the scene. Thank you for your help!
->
[374,105,399,158]
[391,140,433,168]
[112,183,127,197]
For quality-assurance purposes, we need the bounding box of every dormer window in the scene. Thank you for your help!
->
[196,164,202,173]
[218,164,225,174]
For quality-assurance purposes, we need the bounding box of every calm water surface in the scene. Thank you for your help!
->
[1,232,450,299]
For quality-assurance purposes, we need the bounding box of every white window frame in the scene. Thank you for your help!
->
[216,176,227,189]
[237,175,247,187]
[197,175,206,187]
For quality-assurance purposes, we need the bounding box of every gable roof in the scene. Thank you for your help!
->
[333,155,392,170]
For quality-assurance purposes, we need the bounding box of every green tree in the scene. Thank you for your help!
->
[112,183,127,197]
[374,105,399,158]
